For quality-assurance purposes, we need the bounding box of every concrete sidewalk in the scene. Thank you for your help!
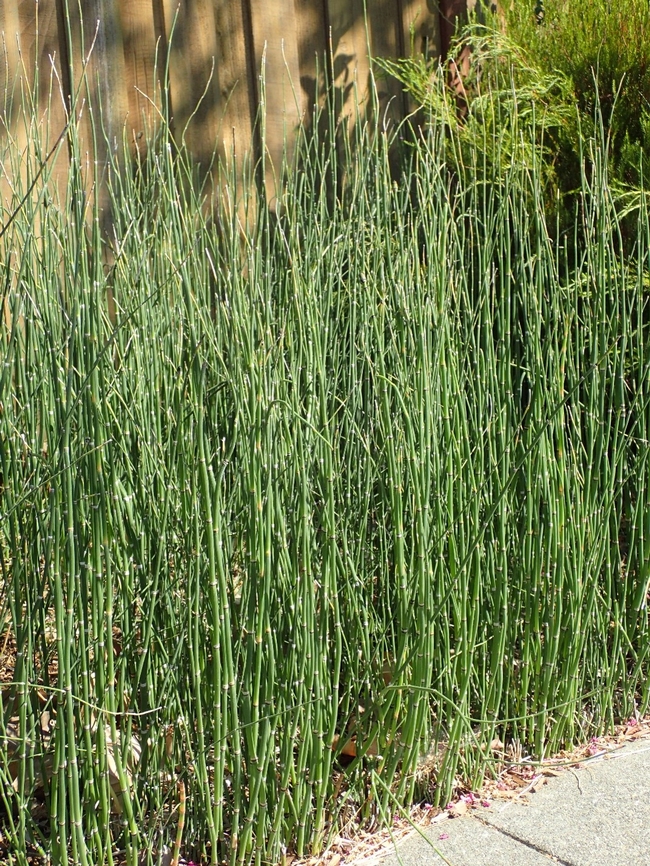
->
[375,740,650,866]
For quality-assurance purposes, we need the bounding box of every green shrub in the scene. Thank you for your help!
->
[383,0,650,232]
[381,24,581,233]
[505,0,650,185]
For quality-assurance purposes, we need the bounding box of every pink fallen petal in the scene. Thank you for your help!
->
[438,833,450,840]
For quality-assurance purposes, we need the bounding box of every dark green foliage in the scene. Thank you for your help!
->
[383,0,650,238]
[505,0,650,185]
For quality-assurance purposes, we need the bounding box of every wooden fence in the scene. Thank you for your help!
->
[0,1,470,219]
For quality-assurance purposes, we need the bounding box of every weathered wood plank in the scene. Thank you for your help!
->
[0,0,69,214]
[364,0,404,125]
[401,0,441,58]
[293,0,328,123]
[0,0,24,165]
[161,0,223,183]
[1,0,455,226]
[248,0,302,202]
[62,0,130,241]
[74,0,130,156]
[440,0,467,58]
[397,1,442,116]
[327,0,371,122]
[31,0,69,191]
[119,0,161,159]
[0,0,22,225]
[213,0,254,176]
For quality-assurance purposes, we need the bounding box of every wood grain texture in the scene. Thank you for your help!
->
[249,0,302,202]
[161,0,223,176]
[0,0,69,212]
[327,0,371,122]
[0,0,469,216]
[399,1,441,116]
[0,0,24,220]
[364,0,404,125]
[293,0,328,122]
[401,0,440,58]
[440,0,467,58]
[213,0,254,169]
[119,0,160,158]
[0,0,25,158]
[62,0,130,238]
[79,0,130,151]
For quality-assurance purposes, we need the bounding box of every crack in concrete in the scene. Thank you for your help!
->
[474,815,575,866]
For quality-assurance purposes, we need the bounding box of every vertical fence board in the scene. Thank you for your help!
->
[77,0,130,159]
[364,0,404,124]
[293,0,328,123]
[213,0,254,183]
[0,0,21,89]
[440,0,467,58]
[31,0,69,194]
[249,0,302,202]
[398,1,441,116]
[401,0,440,58]
[0,0,23,243]
[1,0,469,221]
[62,0,131,242]
[1,0,28,219]
[162,0,223,183]
[1,0,69,214]
[119,0,161,158]
[327,0,371,121]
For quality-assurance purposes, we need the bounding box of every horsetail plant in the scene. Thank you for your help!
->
[1,56,649,866]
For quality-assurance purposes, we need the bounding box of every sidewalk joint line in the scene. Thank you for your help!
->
[474,815,575,866]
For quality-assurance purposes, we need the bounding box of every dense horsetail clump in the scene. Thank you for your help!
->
[1,91,649,865]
